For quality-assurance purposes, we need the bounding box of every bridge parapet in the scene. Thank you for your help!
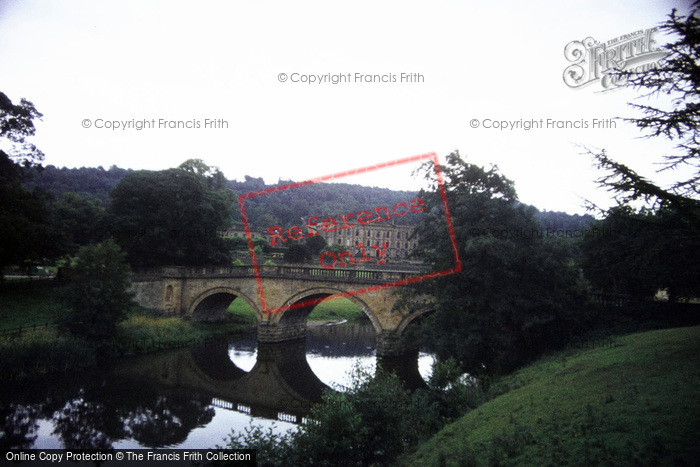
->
[133,265,415,284]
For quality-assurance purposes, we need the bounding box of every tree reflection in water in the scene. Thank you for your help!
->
[123,394,215,448]
[0,403,41,449]
[1,373,216,450]
[0,324,430,449]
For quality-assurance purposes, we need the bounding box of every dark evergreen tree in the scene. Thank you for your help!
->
[587,2,699,214]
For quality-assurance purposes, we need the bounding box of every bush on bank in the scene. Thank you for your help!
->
[220,360,486,465]
[0,329,97,380]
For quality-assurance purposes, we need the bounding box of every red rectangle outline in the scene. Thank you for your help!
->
[238,151,462,314]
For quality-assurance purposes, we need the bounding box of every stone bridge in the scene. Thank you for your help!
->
[130,265,433,356]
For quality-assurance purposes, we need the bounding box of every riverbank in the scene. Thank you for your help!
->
[0,280,368,380]
[0,280,253,380]
[406,325,700,465]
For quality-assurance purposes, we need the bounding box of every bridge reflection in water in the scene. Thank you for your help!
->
[0,324,431,450]
[116,324,428,426]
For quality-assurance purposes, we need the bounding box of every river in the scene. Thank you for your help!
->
[0,323,434,450]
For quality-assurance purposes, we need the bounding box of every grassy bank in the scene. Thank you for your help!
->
[226,295,369,322]
[407,325,700,465]
[2,280,368,380]
[0,281,253,379]
[0,280,69,329]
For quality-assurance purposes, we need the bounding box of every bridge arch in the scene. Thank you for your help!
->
[278,287,383,334]
[189,287,262,322]
[395,307,436,336]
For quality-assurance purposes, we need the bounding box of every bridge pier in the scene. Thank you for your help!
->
[257,323,307,343]
[376,331,416,357]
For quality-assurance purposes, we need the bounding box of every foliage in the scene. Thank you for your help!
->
[233,178,424,229]
[115,316,197,354]
[178,158,228,190]
[580,205,700,299]
[107,166,235,267]
[402,151,582,376]
[221,364,453,465]
[0,92,49,273]
[284,243,311,263]
[407,325,700,466]
[0,328,97,380]
[305,234,327,256]
[218,423,296,466]
[22,164,131,204]
[0,91,43,167]
[48,192,106,256]
[0,155,52,275]
[0,281,69,329]
[587,3,699,213]
[292,390,369,465]
[321,243,346,254]
[427,358,486,423]
[61,239,134,341]
[581,4,700,303]
[21,162,592,241]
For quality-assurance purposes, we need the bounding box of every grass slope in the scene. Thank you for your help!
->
[408,326,700,466]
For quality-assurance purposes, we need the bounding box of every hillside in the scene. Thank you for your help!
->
[407,326,700,466]
[21,164,594,230]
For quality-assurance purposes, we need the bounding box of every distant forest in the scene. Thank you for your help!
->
[21,164,594,232]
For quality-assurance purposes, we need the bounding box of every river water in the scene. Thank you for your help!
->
[0,323,434,450]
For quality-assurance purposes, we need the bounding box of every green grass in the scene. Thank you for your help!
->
[0,281,69,330]
[308,297,369,322]
[225,296,369,323]
[0,282,254,378]
[407,326,700,466]
[226,297,258,324]
[0,328,97,379]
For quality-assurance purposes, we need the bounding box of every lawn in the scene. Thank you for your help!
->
[0,281,68,330]
[407,325,700,466]
[226,295,369,323]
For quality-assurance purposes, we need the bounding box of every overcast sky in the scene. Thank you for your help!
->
[0,0,693,214]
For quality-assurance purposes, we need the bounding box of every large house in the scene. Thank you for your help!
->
[315,221,418,260]
[222,220,419,261]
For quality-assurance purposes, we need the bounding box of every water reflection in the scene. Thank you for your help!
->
[0,324,433,449]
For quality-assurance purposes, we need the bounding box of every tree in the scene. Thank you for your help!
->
[588,3,699,214]
[582,3,700,299]
[402,152,581,375]
[0,152,53,276]
[305,235,327,256]
[0,91,43,167]
[61,239,133,341]
[283,243,311,263]
[0,92,50,276]
[580,205,700,299]
[178,158,228,190]
[107,166,235,267]
[49,192,106,256]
